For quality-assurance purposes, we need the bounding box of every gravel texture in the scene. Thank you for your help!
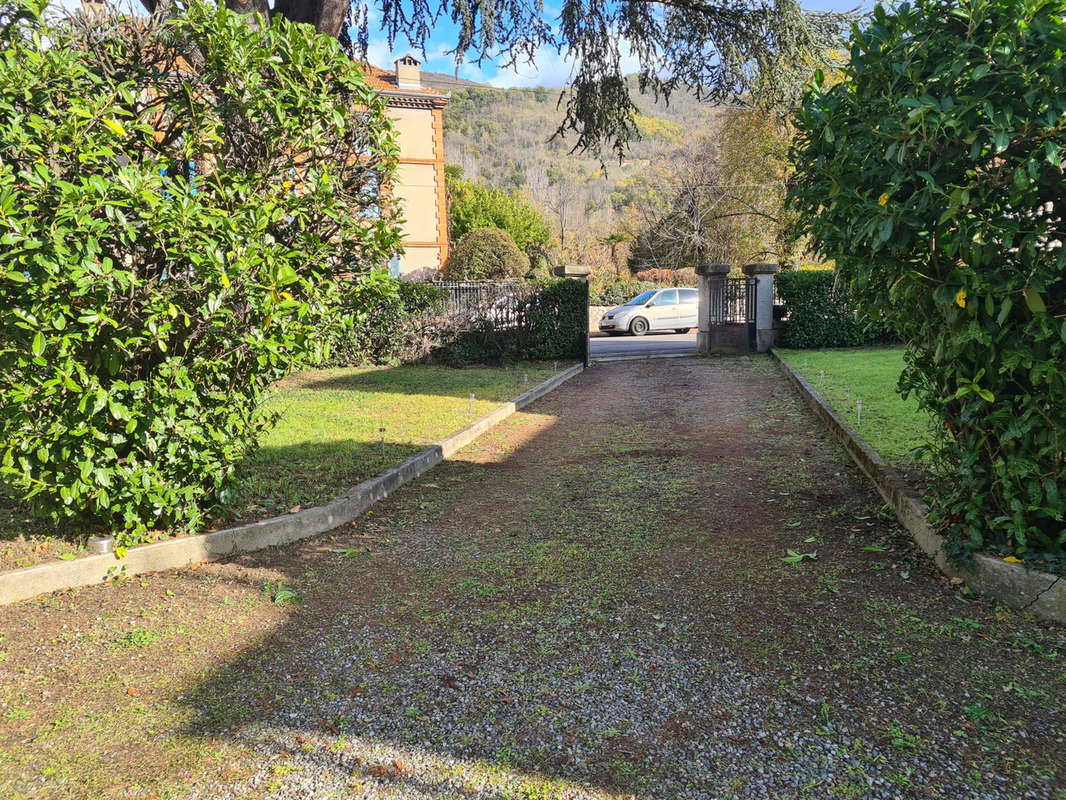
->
[1,357,1063,799]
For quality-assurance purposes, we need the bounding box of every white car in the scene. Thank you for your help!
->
[598,288,698,336]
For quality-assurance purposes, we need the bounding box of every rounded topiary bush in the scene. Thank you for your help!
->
[442,228,530,281]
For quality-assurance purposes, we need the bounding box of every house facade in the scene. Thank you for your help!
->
[362,56,450,279]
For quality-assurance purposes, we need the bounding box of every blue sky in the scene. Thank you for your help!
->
[366,0,873,87]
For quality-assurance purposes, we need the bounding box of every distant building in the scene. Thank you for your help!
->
[361,56,450,279]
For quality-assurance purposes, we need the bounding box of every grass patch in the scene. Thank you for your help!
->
[1,362,565,568]
[775,347,937,471]
[233,362,561,517]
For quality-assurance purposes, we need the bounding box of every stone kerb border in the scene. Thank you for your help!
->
[771,350,1066,625]
[0,363,585,605]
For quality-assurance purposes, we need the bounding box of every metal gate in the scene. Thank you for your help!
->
[705,276,757,354]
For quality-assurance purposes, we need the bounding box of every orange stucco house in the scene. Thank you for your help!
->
[361,56,450,279]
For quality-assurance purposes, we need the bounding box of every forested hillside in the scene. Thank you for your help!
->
[440,80,720,255]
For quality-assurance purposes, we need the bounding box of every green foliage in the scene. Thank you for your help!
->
[382,0,854,158]
[632,268,698,286]
[590,281,656,306]
[327,272,445,366]
[444,228,530,281]
[789,0,1066,566]
[263,581,300,605]
[443,280,588,365]
[0,0,399,544]
[775,270,895,348]
[446,172,550,251]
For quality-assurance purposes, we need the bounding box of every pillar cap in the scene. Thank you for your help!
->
[695,262,732,276]
[553,264,591,279]
[742,262,780,276]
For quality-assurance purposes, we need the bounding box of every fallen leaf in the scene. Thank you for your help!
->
[126,688,139,696]
[289,505,302,514]
[442,676,460,690]
[950,577,965,586]
[349,685,366,695]
[497,695,515,704]
[1002,556,1022,564]
[367,765,390,778]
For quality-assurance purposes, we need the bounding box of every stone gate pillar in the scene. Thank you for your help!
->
[696,262,731,354]
[742,262,779,353]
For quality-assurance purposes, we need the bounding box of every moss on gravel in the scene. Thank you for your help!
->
[0,358,1063,800]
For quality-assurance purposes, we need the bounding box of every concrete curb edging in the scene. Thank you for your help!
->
[0,363,585,605]
[771,350,1066,625]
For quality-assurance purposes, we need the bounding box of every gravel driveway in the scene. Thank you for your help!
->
[1,357,1063,800]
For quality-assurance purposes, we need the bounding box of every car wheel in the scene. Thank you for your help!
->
[674,328,691,334]
[630,317,649,336]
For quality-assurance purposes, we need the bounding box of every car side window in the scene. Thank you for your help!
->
[654,289,678,306]
[680,289,698,304]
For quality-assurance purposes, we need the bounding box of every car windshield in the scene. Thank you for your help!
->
[625,291,656,306]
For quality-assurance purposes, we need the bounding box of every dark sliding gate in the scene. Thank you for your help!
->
[705,276,757,354]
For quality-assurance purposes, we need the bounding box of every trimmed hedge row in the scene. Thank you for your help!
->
[776,270,896,349]
[443,279,588,366]
[327,275,587,368]
[326,276,447,366]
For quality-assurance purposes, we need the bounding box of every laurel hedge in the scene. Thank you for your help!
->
[443,279,588,365]
[0,1,399,544]
[775,270,896,349]
[790,0,1066,570]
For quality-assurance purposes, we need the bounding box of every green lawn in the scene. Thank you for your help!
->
[775,347,938,471]
[229,362,563,520]
[1,362,566,568]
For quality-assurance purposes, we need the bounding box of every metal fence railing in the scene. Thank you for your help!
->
[707,276,757,324]
[425,281,524,315]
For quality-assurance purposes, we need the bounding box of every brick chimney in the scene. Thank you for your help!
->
[395,54,421,90]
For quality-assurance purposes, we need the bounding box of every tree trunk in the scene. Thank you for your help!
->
[139,0,347,38]
[272,0,349,36]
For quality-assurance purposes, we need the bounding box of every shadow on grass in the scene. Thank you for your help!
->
[291,361,563,401]
[225,439,428,518]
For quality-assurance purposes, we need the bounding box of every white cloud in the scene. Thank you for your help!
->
[487,47,576,88]
[364,40,396,68]
[483,38,642,88]
[366,31,644,89]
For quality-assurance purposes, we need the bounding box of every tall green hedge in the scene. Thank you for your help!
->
[0,1,399,543]
[443,279,588,365]
[326,273,446,366]
[775,271,896,349]
[789,0,1066,568]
